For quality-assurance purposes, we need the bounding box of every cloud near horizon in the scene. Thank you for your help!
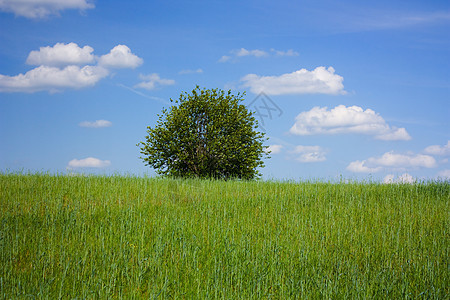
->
[0,0,94,19]
[347,151,436,173]
[241,67,345,95]
[292,145,327,163]
[437,169,450,179]
[290,105,411,141]
[383,173,415,184]
[67,157,111,168]
[0,43,143,93]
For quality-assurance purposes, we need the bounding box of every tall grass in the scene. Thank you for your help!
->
[0,173,448,298]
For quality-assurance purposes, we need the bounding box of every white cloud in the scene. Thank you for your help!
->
[398,173,416,183]
[383,173,415,184]
[290,105,411,141]
[292,145,327,163]
[271,49,299,56]
[79,120,112,128]
[437,169,450,179]
[424,140,450,156]
[0,0,94,19]
[98,45,143,69]
[265,144,283,154]
[135,73,175,90]
[373,152,436,168]
[382,174,395,183]
[219,48,297,62]
[347,161,382,173]
[218,55,231,63]
[347,151,437,173]
[178,68,203,75]
[0,43,143,93]
[218,48,268,62]
[26,43,95,67]
[0,65,108,93]
[68,157,111,168]
[241,66,345,95]
[233,48,268,57]
[376,127,411,141]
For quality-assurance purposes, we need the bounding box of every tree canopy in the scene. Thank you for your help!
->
[137,86,268,180]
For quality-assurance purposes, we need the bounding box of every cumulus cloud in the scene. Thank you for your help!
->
[292,145,327,163]
[347,151,437,173]
[26,43,95,67]
[0,65,108,93]
[135,73,175,90]
[0,43,143,93]
[372,152,436,168]
[0,0,94,19]
[424,140,450,156]
[241,67,345,95]
[265,144,283,154]
[382,174,395,183]
[67,157,111,168]
[290,105,411,141]
[98,45,143,69]
[383,173,415,184]
[79,120,112,128]
[376,127,411,141]
[347,161,382,173]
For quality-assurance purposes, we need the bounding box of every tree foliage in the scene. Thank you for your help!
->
[138,86,268,180]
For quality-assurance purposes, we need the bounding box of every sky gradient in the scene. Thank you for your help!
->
[1,0,449,182]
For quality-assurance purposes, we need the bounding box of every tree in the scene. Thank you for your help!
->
[137,86,268,180]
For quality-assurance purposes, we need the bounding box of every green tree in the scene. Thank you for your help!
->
[138,86,268,180]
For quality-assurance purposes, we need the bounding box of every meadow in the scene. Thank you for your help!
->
[0,173,448,298]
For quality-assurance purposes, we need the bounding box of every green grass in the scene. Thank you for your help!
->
[1,173,448,298]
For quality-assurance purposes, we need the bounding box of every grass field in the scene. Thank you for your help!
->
[0,173,448,298]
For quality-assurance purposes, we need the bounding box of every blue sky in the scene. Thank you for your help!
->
[0,0,449,182]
